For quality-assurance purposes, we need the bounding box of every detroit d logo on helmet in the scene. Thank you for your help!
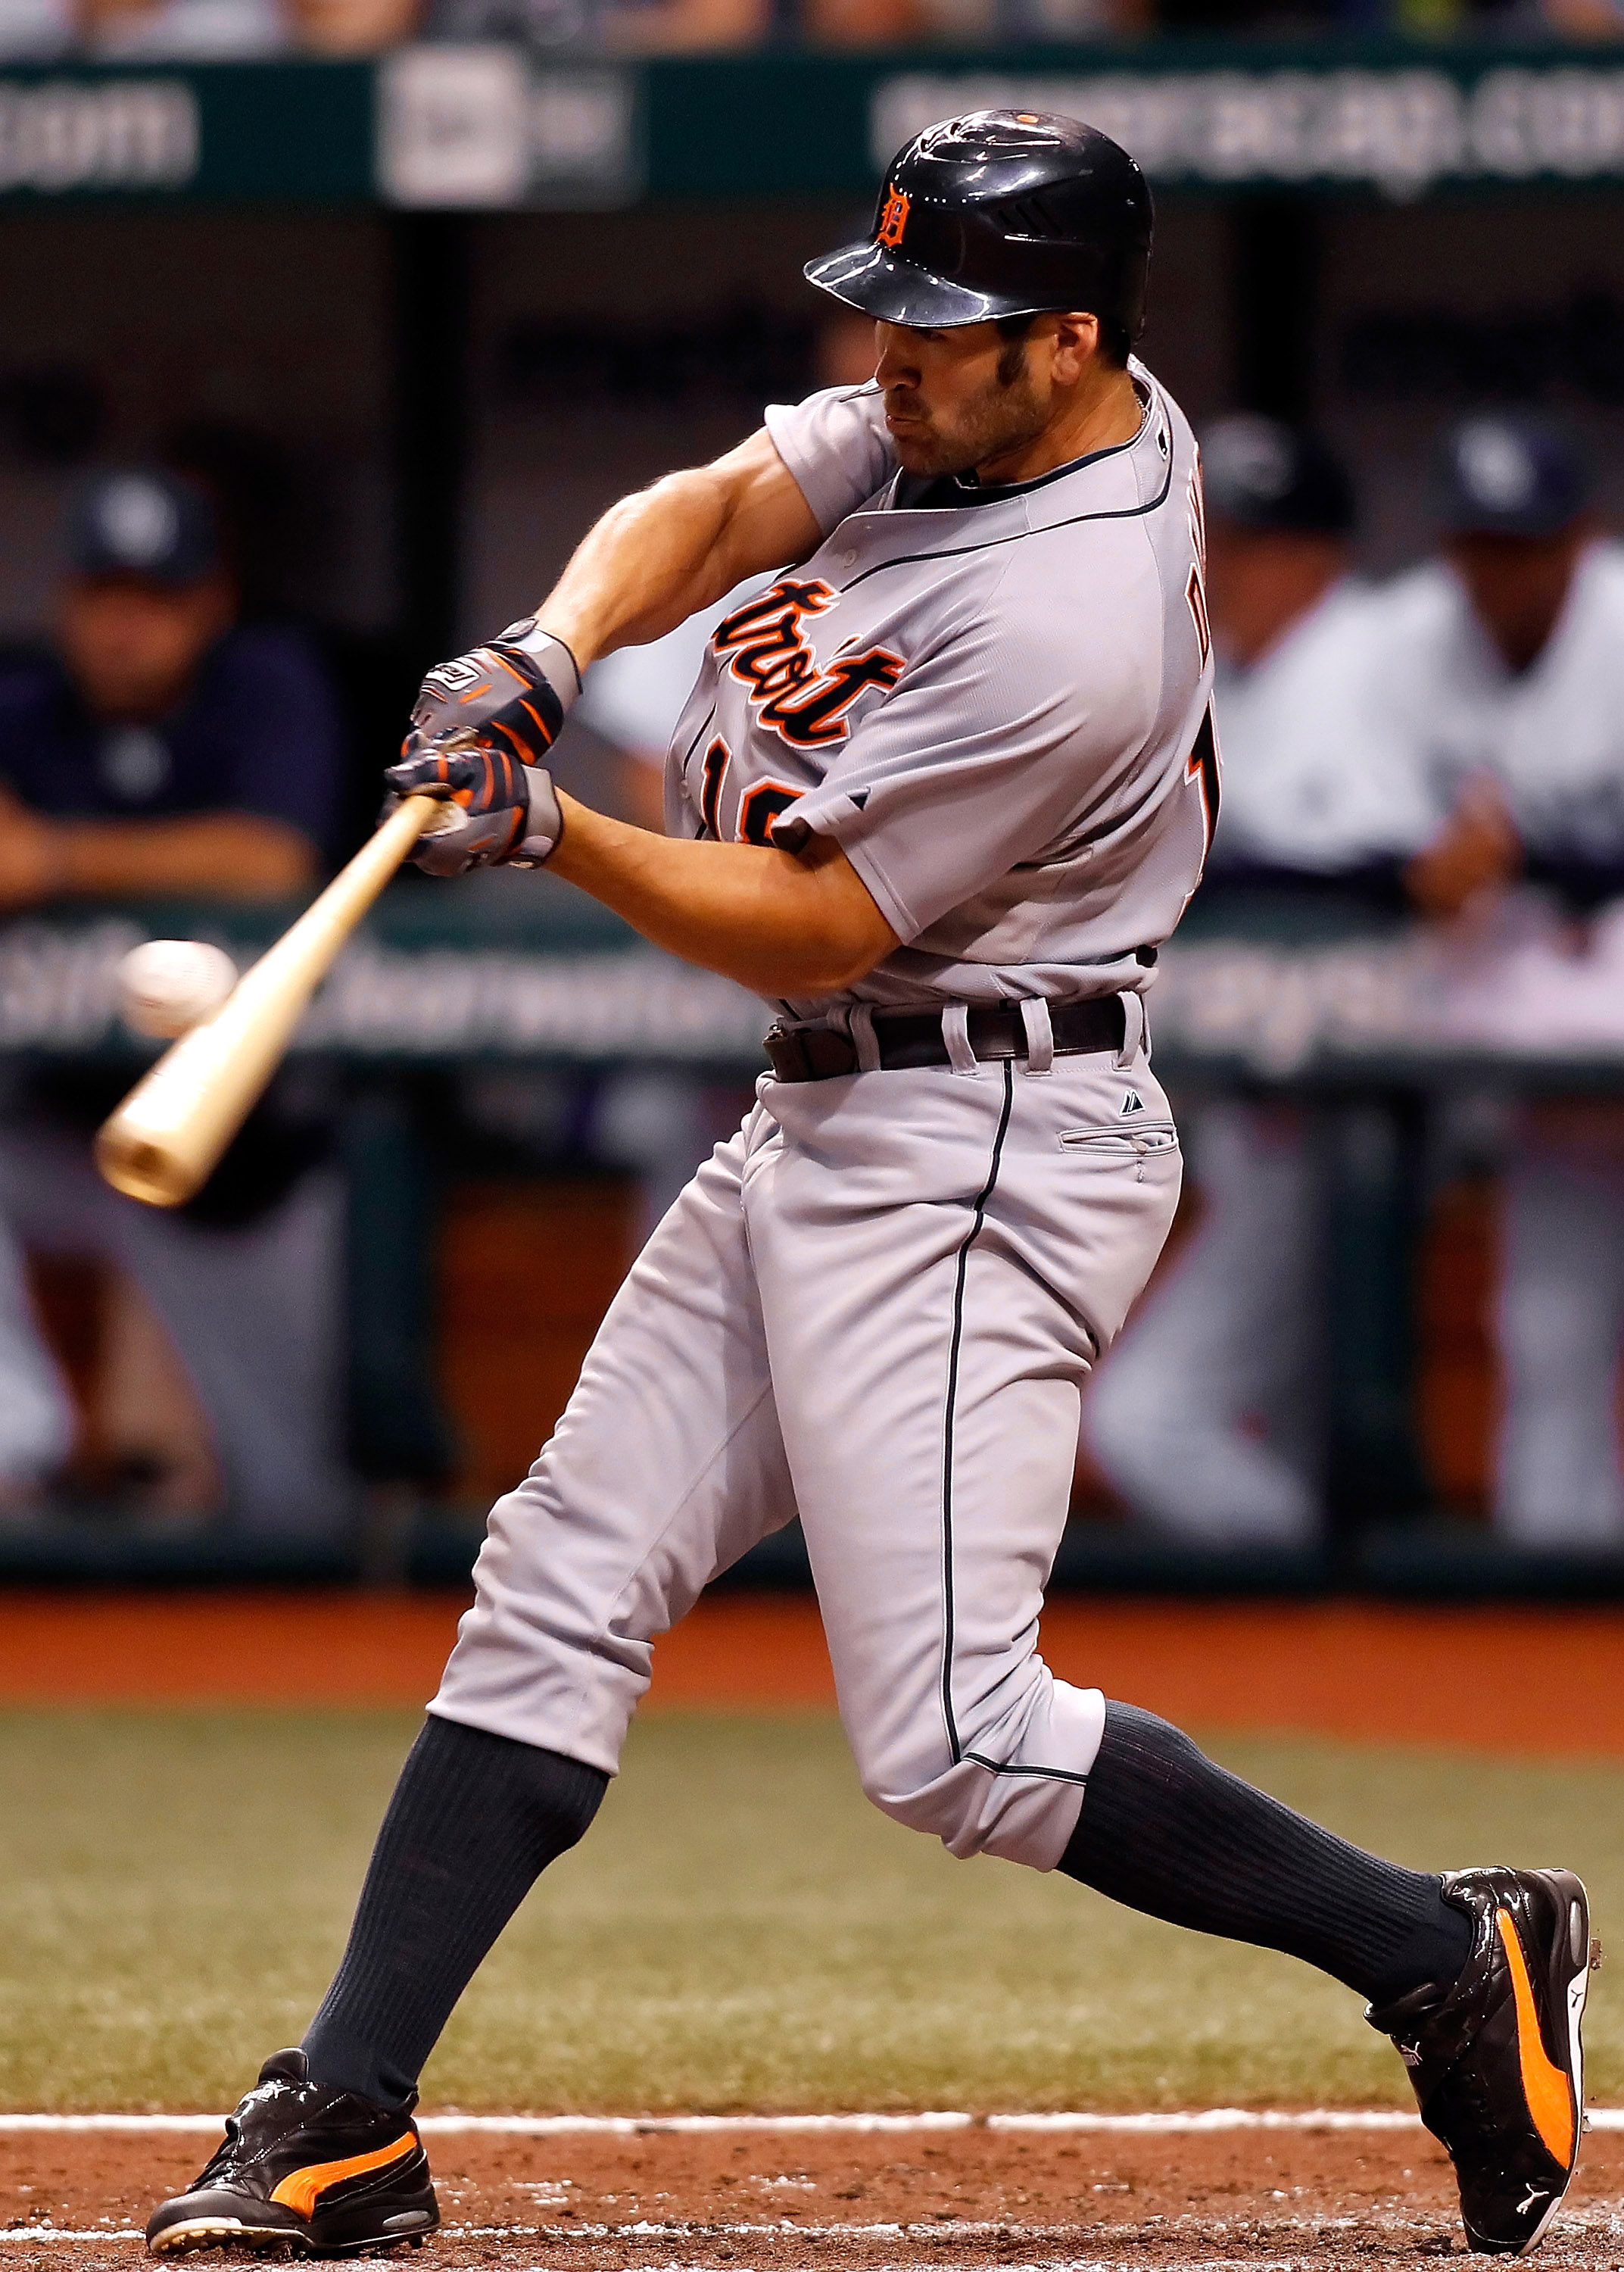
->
[877,186,910,248]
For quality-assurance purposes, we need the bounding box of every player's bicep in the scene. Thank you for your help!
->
[706,429,822,595]
[791,831,901,985]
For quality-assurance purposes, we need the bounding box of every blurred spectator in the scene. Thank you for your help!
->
[1376,412,1624,1548]
[595,0,763,48]
[0,468,353,1543]
[1091,407,1624,1554]
[61,0,419,52]
[1085,417,1434,1549]
[74,0,289,54]
[0,0,74,55]
[285,0,422,46]
[1533,0,1624,33]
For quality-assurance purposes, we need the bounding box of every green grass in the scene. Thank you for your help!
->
[1,1708,1620,2114]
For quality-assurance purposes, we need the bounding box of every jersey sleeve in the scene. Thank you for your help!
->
[771,599,1156,944]
[765,384,896,538]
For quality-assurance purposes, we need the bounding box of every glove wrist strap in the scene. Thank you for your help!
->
[495,619,581,713]
[512,766,564,866]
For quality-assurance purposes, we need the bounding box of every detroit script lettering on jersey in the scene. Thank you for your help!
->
[713,579,903,749]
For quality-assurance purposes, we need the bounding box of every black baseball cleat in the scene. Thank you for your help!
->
[145,2049,438,2257]
[1368,1867,1600,2256]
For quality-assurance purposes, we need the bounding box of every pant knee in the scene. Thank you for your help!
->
[848,1682,1097,1871]
[857,1754,1083,1869]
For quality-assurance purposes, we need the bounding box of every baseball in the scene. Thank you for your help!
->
[116,938,239,1041]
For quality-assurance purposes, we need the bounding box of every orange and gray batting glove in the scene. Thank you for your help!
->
[404,618,580,772]
[382,738,565,875]
[388,616,580,875]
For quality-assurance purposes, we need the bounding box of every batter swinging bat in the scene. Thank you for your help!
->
[96,792,457,1209]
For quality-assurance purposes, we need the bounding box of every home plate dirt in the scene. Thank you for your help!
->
[5,2124,1624,2268]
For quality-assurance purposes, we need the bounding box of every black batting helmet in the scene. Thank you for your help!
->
[805,111,1153,342]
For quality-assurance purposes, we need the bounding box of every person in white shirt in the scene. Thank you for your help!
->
[1373,413,1624,1547]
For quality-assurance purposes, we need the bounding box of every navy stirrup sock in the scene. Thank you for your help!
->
[1059,1701,1473,2008]
[302,1716,606,2108]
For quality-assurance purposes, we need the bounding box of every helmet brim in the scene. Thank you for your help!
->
[804,239,1052,328]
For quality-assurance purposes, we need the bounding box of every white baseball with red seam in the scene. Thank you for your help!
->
[116,939,238,1039]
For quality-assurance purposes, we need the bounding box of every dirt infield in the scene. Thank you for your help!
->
[2,1592,1624,1753]
[5,2122,1624,2267]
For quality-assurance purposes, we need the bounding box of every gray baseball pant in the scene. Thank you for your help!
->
[434,1032,1181,1871]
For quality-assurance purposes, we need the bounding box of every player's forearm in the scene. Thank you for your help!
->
[550,793,897,995]
[57,814,317,900]
[535,432,818,669]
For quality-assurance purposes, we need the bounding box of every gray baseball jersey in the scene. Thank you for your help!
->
[435,361,1204,1874]
[666,366,1217,1022]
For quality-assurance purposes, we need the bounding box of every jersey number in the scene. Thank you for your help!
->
[738,780,801,847]
[699,738,730,839]
[1185,705,1220,867]
[1185,462,1211,666]
[692,741,802,847]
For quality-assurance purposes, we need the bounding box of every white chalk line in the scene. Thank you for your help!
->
[7,2107,1624,2141]
[0,2109,1439,2137]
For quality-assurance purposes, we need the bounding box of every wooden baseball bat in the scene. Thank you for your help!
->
[96,793,454,1208]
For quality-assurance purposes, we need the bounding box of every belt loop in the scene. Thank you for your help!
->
[1018,997,1054,1075]
[1114,991,1146,1071]
[941,1003,978,1075]
[848,1003,882,1075]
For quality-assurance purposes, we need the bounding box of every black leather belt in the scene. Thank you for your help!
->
[763,996,1127,1083]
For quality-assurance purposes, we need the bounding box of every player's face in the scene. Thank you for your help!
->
[59,573,235,721]
[1205,523,1348,669]
[1445,524,1589,675]
[875,320,1052,479]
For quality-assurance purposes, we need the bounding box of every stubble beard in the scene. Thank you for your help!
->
[886,352,1049,481]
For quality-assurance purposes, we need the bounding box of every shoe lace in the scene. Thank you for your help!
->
[192,2078,307,2184]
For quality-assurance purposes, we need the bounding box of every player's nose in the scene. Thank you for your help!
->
[874,326,921,384]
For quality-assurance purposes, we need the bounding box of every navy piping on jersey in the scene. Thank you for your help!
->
[937,1060,1089,1790]
[893,397,1157,512]
[679,703,718,837]
[840,446,1175,597]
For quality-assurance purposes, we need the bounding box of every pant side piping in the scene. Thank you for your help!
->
[940,1058,1016,1768]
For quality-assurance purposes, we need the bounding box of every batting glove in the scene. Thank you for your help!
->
[404,619,581,772]
[383,738,565,875]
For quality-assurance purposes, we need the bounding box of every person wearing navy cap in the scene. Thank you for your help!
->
[1085,414,1439,1550]
[0,467,351,1543]
[1371,410,1624,1547]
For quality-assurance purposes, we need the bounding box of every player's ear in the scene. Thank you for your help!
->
[1050,310,1103,384]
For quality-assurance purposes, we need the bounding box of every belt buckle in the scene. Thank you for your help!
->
[764,1024,808,1081]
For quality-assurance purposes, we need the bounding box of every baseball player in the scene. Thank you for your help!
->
[1084,417,1437,1546]
[148,116,1590,2262]
[1375,411,1624,1546]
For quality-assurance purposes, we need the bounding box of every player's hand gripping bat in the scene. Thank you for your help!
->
[95,793,459,1209]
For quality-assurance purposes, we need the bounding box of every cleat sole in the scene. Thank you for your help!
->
[1516,1877,1592,2256]
[148,2221,304,2258]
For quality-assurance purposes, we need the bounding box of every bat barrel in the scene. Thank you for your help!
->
[96,794,447,1207]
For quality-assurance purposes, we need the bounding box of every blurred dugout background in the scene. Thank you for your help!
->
[7,25,1624,1594]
